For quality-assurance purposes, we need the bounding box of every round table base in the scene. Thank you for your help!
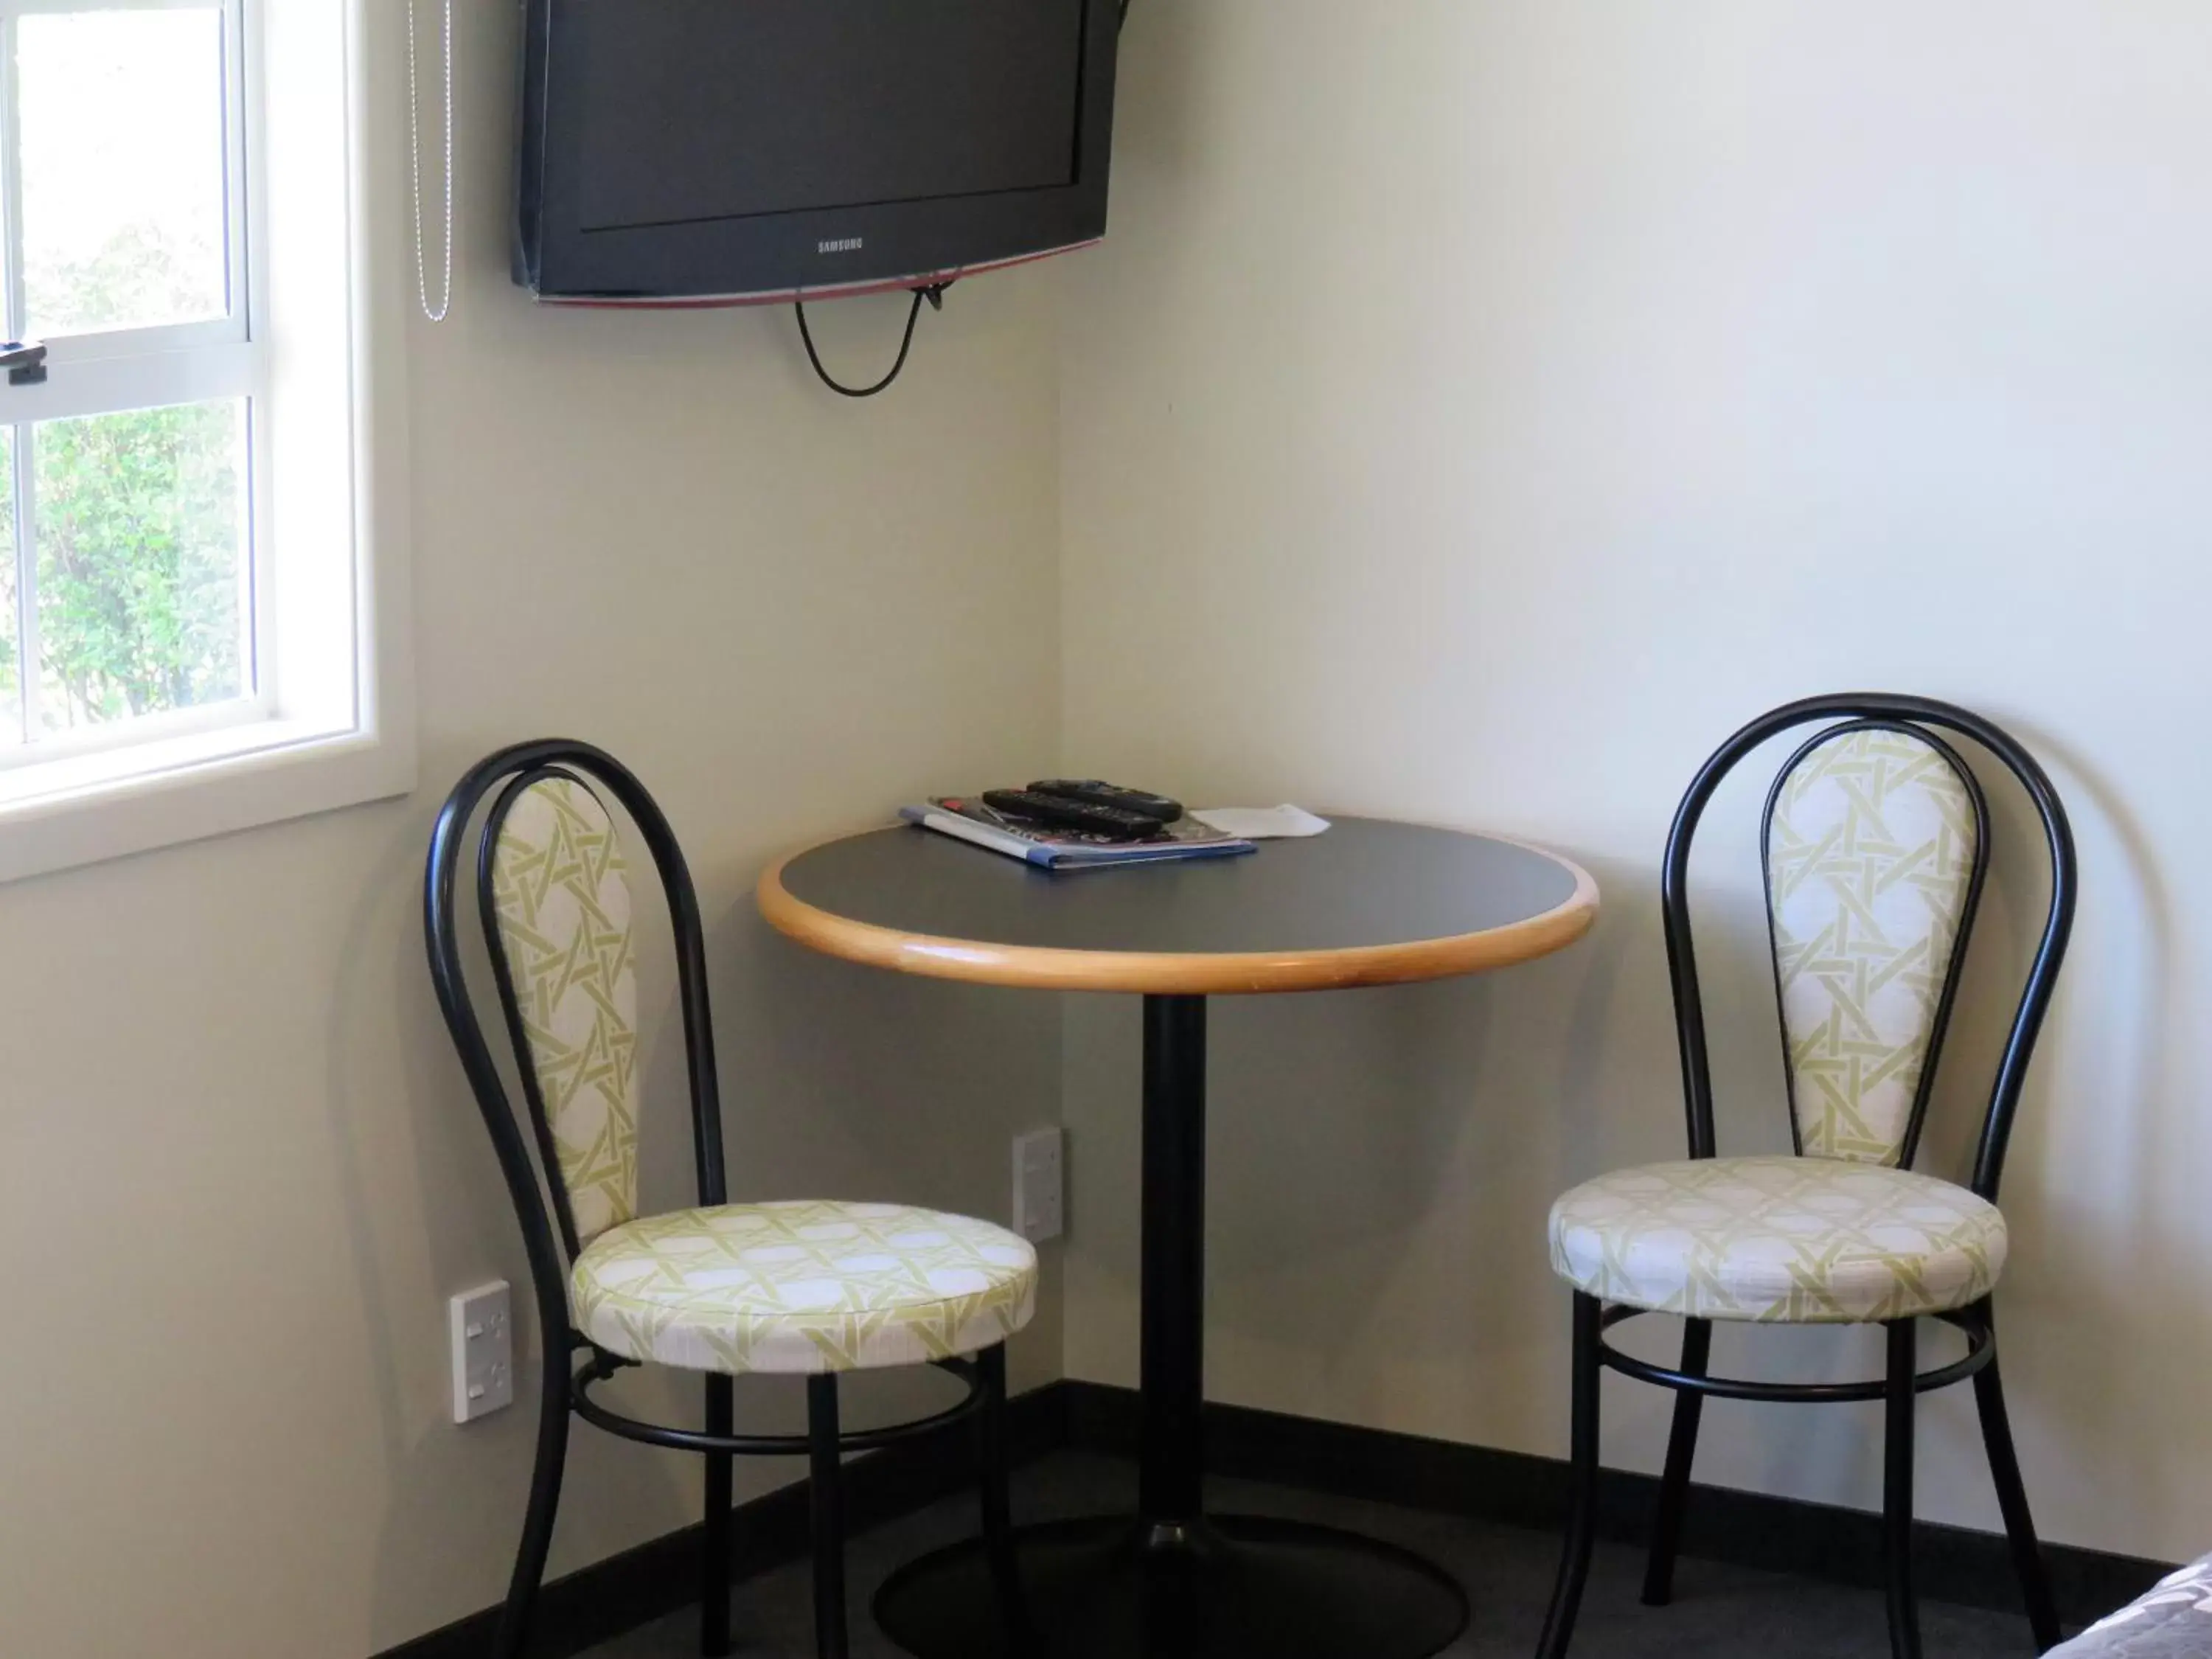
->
[872,1513,1470,1659]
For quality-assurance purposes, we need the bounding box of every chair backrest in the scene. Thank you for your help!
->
[485,775,642,1245]
[1663,696,2076,1202]
[425,742,727,1342]
[1764,722,1987,1166]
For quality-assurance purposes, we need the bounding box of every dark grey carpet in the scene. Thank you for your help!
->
[578,1450,2043,1658]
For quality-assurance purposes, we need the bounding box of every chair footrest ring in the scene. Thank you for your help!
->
[1596,1304,1994,1404]
[570,1350,990,1455]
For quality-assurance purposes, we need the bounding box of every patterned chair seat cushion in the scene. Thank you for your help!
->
[1548,1155,2006,1324]
[2051,1556,2212,1657]
[571,1200,1037,1375]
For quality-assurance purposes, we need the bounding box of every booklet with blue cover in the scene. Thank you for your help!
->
[900,796,1258,871]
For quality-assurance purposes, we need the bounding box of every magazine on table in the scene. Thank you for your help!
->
[900,797,1258,871]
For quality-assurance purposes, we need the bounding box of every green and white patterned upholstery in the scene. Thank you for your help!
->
[491,777,642,1245]
[1548,1155,2006,1324]
[571,1200,1038,1374]
[1767,727,1979,1165]
[1548,722,2001,1326]
[487,777,1037,1376]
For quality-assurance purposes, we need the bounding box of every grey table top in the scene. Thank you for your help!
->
[758,816,1598,996]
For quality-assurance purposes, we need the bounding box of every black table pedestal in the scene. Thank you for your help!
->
[873,996,1471,1659]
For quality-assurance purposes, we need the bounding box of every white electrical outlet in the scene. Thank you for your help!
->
[450,1281,515,1424]
[1013,1127,1065,1243]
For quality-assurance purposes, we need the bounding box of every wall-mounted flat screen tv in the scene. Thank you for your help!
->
[515,0,1121,305]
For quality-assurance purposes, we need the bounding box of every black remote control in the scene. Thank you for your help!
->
[1028,779,1183,824]
[982,790,1164,842]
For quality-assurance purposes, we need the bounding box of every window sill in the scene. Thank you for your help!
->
[0,715,414,883]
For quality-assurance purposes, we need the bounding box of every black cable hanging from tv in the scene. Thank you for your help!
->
[794,282,952,398]
[792,0,1123,398]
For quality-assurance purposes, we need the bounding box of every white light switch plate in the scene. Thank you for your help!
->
[450,1281,514,1424]
[1013,1127,1065,1243]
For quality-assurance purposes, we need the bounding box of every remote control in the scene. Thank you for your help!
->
[1027,779,1183,824]
[981,790,1164,842]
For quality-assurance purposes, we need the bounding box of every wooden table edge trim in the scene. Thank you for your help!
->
[754,833,1601,995]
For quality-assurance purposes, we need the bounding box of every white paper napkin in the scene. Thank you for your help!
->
[1189,805,1332,840]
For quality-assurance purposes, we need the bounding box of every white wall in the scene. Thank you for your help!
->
[1060,1,2212,1564]
[7,7,2210,1654]
[0,4,1066,1654]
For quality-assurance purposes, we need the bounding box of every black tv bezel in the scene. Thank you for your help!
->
[514,0,1119,304]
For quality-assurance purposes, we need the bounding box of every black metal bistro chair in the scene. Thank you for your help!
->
[1535,695,2076,1659]
[425,740,1037,1659]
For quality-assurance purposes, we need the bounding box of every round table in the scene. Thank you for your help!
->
[757,816,1598,1659]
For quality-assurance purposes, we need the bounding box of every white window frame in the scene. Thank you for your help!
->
[0,0,261,762]
[0,0,414,883]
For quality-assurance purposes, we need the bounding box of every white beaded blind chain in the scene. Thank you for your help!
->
[407,0,454,322]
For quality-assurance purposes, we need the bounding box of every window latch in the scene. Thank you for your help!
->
[1,339,47,386]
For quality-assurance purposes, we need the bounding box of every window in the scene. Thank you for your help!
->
[1,0,256,754]
[0,0,414,883]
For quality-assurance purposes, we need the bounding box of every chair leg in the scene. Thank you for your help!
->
[1536,1293,1603,1659]
[1885,1318,1924,1659]
[1642,1317,1711,1606]
[807,1372,851,1659]
[1970,1308,2062,1652]
[700,1374,734,1658]
[975,1344,1034,1652]
[492,1351,573,1659]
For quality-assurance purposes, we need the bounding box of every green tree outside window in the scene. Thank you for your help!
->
[4,223,243,736]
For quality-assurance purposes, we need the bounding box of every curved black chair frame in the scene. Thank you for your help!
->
[426,740,1025,1659]
[1536,695,2077,1659]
